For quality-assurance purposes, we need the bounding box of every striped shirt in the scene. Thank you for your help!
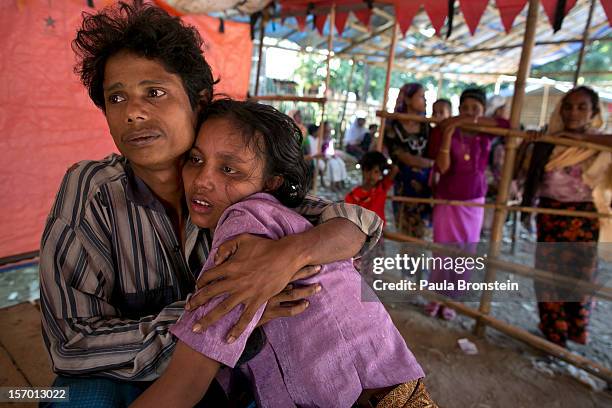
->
[39,154,382,381]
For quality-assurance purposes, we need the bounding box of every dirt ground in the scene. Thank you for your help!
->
[386,302,612,408]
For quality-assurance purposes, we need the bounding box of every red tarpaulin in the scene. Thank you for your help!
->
[0,0,252,259]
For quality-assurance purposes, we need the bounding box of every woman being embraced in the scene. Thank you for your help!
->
[132,99,435,408]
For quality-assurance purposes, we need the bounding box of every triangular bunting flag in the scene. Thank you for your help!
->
[459,0,489,35]
[295,14,307,31]
[495,0,528,33]
[335,11,349,36]
[315,12,327,35]
[395,1,421,36]
[423,0,448,35]
[602,0,612,27]
[541,0,577,31]
[353,8,372,28]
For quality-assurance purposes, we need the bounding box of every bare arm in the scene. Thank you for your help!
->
[130,341,220,408]
[435,125,454,175]
[395,150,434,168]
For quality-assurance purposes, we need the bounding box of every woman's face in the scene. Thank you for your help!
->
[406,87,426,113]
[561,91,594,131]
[459,97,485,119]
[183,117,266,229]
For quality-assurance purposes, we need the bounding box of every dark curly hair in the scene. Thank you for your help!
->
[72,0,215,111]
[197,99,311,208]
[563,86,601,118]
[359,151,389,172]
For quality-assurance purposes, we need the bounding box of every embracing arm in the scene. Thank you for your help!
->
[185,197,383,340]
[130,341,220,408]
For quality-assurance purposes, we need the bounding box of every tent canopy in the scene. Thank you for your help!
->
[158,0,612,76]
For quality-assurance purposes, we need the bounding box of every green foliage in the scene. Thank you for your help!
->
[531,40,612,83]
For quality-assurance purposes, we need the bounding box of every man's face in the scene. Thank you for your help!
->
[103,51,197,170]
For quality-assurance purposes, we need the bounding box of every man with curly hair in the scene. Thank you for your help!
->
[39,1,383,406]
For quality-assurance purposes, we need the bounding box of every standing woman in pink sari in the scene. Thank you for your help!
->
[426,88,510,318]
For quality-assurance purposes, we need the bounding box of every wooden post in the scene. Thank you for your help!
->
[474,0,539,337]
[313,5,335,194]
[339,59,357,146]
[574,0,596,86]
[254,14,266,97]
[538,84,550,128]
[375,18,398,152]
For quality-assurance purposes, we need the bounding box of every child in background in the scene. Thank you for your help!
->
[432,99,452,120]
[345,152,399,273]
[346,151,398,226]
[132,99,433,408]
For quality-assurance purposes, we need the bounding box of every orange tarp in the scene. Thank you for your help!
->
[0,0,252,258]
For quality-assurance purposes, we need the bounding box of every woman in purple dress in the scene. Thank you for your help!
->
[132,99,436,408]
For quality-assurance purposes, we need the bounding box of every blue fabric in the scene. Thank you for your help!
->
[40,376,150,408]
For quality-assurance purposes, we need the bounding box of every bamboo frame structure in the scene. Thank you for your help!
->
[312,5,335,194]
[574,0,597,85]
[254,14,266,97]
[388,196,612,220]
[383,229,612,301]
[381,231,612,383]
[375,111,612,153]
[476,0,540,336]
[249,95,326,103]
[375,18,398,153]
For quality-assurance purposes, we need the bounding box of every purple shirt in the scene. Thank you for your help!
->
[433,118,510,200]
[171,193,424,407]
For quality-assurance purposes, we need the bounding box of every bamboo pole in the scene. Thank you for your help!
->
[249,95,326,103]
[313,5,335,194]
[538,84,550,128]
[388,196,612,219]
[574,0,597,85]
[254,14,266,97]
[476,0,540,337]
[339,60,357,146]
[376,111,612,153]
[378,273,612,384]
[382,230,612,303]
[376,18,398,152]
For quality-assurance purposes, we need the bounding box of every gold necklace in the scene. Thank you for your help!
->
[459,132,471,161]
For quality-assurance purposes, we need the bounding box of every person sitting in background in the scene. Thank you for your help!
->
[432,99,452,121]
[360,123,379,153]
[344,116,368,160]
[288,109,307,137]
[322,121,348,192]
